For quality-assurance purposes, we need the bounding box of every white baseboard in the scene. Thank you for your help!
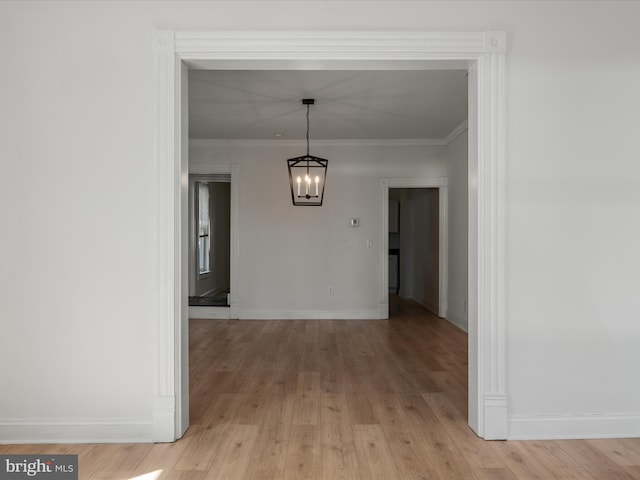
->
[0,419,152,444]
[508,412,640,440]
[379,302,389,320]
[189,306,231,319]
[237,309,381,320]
[446,312,468,332]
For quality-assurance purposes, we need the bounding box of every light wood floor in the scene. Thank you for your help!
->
[2,297,639,479]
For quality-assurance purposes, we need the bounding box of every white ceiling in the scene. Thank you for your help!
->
[188,70,468,141]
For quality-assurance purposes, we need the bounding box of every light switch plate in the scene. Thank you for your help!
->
[349,217,360,227]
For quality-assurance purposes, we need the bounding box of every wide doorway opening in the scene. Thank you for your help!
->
[184,67,466,434]
[152,30,507,442]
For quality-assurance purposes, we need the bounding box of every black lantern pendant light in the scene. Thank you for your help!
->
[287,99,328,206]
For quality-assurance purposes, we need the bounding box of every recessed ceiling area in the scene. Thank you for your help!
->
[188,70,468,141]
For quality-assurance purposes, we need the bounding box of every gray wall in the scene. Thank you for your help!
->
[447,131,469,330]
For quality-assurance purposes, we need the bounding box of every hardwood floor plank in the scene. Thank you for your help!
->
[301,338,321,372]
[422,392,505,469]
[200,392,245,427]
[473,467,518,480]
[352,424,401,480]
[395,390,482,480]
[243,394,294,480]
[304,320,320,344]
[292,392,320,426]
[164,470,208,480]
[320,393,361,480]
[128,439,195,479]
[173,424,223,472]
[297,371,321,395]
[87,470,133,479]
[401,414,478,479]
[345,393,379,425]
[587,438,640,466]
[283,425,321,480]
[623,466,640,478]
[205,424,259,480]
[429,371,468,417]
[215,342,251,372]
[175,394,245,471]
[524,440,605,479]
[87,444,151,477]
[369,393,440,479]
[556,440,639,480]
[490,441,559,480]
[76,444,121,480]
[235,372,278,425]
[619,438,640,457]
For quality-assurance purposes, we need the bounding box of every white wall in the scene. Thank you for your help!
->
[190,141,447,318]
[1,1,639,442]
[0,2,157,442]
[446,130,469,331]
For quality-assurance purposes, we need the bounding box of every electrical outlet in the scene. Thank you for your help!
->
[328,286,333,296]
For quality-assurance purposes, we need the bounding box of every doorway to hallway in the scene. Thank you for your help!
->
[188,174,231,308]
[389,187,441,316]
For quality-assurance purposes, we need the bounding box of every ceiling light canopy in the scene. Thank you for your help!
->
[287,99,328,206]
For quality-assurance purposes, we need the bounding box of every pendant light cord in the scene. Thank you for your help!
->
[306,103,310,157]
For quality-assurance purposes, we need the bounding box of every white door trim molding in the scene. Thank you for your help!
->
[188,163,241,320]
[380,178,449,320]
[152,29,507,441]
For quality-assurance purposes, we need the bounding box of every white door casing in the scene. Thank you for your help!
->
[152,30,507,441]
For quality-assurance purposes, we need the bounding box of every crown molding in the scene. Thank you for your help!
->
[189,138,447,148]
[189,122,468,148]
[443,120,469,145]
